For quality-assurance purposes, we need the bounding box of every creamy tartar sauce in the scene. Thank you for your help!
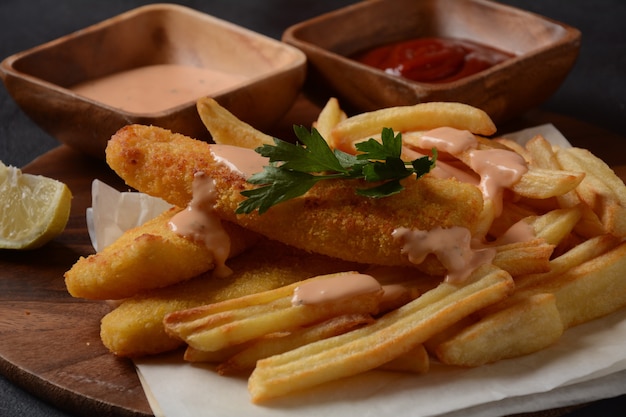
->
[402,145,479,185]
[392,219,536,284]
[168,172,233,278]
[419,126,476,154]
[209,144,268,179]
[468,148,528,215]
[168,145,269,278]
[71,64,247,113]
[291,273,382,306]
[393,226,497,284]
[413,127,529,209]
[394,127,535,282]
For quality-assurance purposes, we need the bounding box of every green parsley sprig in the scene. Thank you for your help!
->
[236,126,437,214]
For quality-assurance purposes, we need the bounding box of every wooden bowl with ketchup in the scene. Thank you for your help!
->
[282,0,581,124]
[0,4,306,159]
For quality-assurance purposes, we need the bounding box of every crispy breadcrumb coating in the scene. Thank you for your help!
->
[100,239,363,357]
[106,125,484,269]
[64,207,259,300]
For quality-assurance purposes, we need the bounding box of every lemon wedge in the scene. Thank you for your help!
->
[0,161,72,249]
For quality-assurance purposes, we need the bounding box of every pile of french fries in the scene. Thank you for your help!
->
[68,97,626,404]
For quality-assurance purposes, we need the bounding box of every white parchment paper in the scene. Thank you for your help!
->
[86,179,173,251]
[130,125,626,416]
[135,307,626,417]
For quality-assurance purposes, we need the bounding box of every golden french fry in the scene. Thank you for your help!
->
[524,135,606,238]
[197,97,274,149]
[560,147,626,204]
[490,204,581,244]
[493,239,553,277]
[530,207,582,246]
[248,264,513,402]
[162,270,329,341]
[216,314,374,374]
[487,201,540,239]
[516,234,622,290]
[447,139,582,216]
[329,102,496,153]
[100,239,361,357]
[483,203,583,280]
[525,134,560,168]
[161,271,352,341]
[313,97,346,142]
[70,96,626,403]
[164,272,383,352]
[488,206,585,277]
[519,241,626,329]
[512,168,585,200]
[556,147,626,237]
[493,205,581,266]
[434,293,563,366]
[532,206,583,256]
[189,291,380,353]
[570,204,606,239]
[495,137,531,162]
[477,234,622,324]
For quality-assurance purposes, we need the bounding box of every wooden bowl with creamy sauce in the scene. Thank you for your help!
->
[0,4,306,159]
[282,0,581,124]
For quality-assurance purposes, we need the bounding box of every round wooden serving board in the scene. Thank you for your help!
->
[1,97,625,417]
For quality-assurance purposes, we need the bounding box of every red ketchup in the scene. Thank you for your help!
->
[352,37,513,83]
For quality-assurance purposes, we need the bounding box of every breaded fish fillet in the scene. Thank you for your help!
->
[65,207,259,300]
[100,238,363,357]
[106,124,484,268]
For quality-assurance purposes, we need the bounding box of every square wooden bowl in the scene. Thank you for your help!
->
[0,4,306,158]
[283,0,581,124]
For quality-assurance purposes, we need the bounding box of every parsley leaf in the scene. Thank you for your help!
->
[255,126,348,174]
[235,126,437,214]
[238,167,321,215]
[355,127,403,160]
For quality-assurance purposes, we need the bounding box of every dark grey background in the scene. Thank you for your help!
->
[1,1,625,416]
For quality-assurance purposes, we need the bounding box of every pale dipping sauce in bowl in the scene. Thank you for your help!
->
[71,64,247,113]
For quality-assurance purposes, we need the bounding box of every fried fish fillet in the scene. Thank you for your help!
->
[65,207,259,300]
[106,124,484,269]
[100,238,363,357]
